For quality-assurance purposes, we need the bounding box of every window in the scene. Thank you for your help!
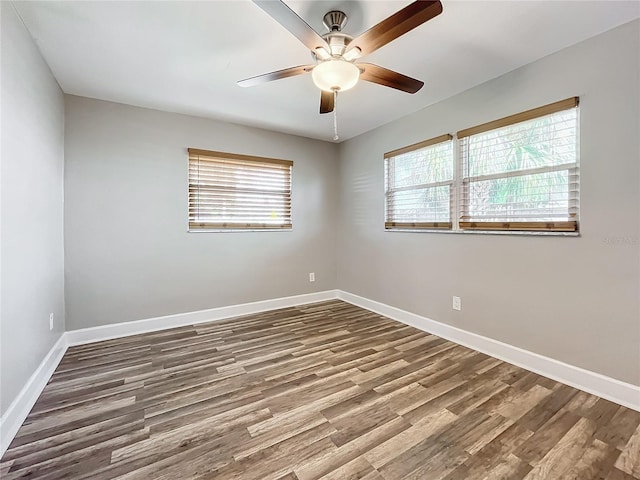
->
[188,148,292,230]
[458,97,579,232]
[384,97,579,234]
[384,134,454,229]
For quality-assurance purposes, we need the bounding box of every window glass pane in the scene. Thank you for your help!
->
[385,138,454,228]
[387,185,450,223]
[465,170,576,222]
[460,103,579,231]
[188,151,292,229]
[389,141,453,189]
[464,109,577,178]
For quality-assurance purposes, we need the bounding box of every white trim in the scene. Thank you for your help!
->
[337,290,640,412]
[0,290,339,457]
[65,290,339,346]
[0,334,68,457]
[2,288,638,460]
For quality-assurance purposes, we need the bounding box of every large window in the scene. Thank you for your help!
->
[458,97,579,231]
[188,148,292,230]
[385,97,579,233]
[384,135,454,229]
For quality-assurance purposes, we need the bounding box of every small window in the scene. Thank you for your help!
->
[457,98,579,232]
[188,148,292,230]
[384,134,454,230]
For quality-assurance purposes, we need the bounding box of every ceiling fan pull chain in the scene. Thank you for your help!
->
[333,89,339,141]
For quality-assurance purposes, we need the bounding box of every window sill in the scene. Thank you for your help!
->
[188,228,293,233]
[384,228,580,237]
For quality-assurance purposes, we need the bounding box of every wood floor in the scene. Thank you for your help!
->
[2,300,639,480]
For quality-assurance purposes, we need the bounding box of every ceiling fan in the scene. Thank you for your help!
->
[238,0,443,115]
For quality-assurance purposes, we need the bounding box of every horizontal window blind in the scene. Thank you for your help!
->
[458,98,579,232]
[188,148,292,230]
[385,134,454,230]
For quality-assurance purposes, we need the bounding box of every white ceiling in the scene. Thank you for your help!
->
[13,0,640,142]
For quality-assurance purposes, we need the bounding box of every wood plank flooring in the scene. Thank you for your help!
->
[2,300,639,479]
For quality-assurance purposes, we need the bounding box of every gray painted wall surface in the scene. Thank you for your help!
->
[1,3,66,415]
[4,13,637,420]
[64,96,339,330]
[337,20,640,386]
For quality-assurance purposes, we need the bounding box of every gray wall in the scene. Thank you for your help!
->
[1,3,66,415]
[64,96,339,330]
[8,12,636,413]
[337,20,640,386]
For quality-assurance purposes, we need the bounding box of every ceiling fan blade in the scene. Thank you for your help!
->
[253,1,330,53]
[359,63,424,94]
[320,90,334,114]
[237,65,313,88]
[346,1,442,57]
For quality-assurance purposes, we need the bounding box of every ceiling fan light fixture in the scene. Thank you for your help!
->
[342,47,361,62]
[312,59,360,92]
[314,47,331,60]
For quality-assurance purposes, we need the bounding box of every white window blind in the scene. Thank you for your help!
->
[188,148,292,230]
[385,134,454,229]
[458,97,579,232]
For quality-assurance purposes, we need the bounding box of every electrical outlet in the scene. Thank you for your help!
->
[452,296,461,311]
[49,313,54,330]
[309,272,315,282]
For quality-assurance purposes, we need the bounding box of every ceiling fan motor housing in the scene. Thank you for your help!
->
[322,33,353,57]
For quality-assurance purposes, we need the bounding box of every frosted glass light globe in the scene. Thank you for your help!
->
[312,59,360,92]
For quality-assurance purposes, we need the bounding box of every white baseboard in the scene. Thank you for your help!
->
[1,290,339,458]
[0,333,68,457]
[65,290,339,346]
[3,288,638,460]
[337,290,640,412]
